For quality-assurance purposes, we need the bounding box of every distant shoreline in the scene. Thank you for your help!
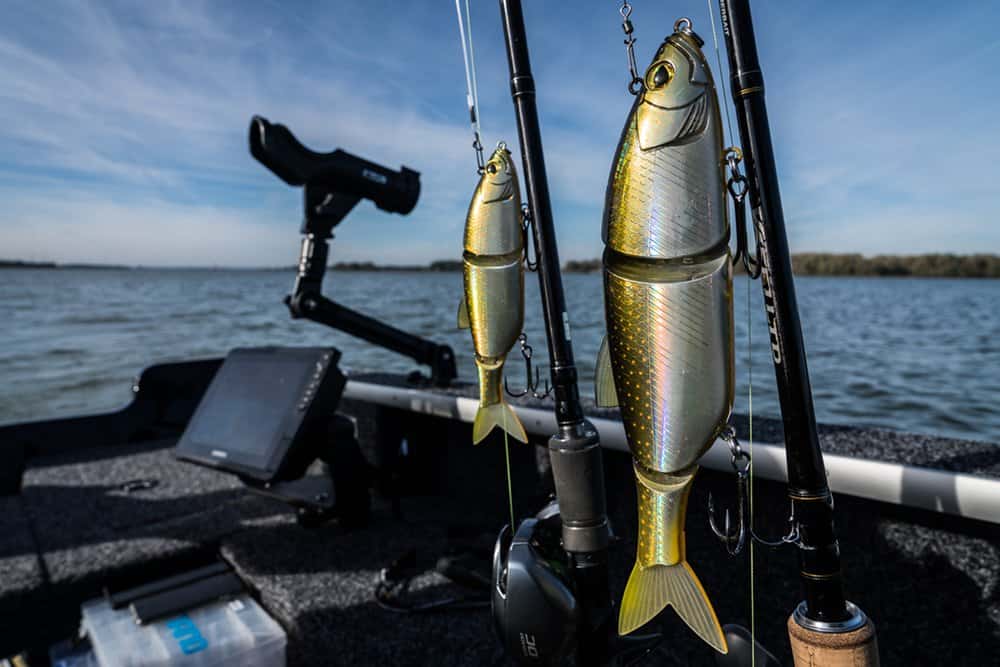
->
[565,253,1000,279]
[3,254,998,278]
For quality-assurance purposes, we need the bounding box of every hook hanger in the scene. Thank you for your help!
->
[725,147,762,279]
[521,204,540,272]
[504,333,552,399]
[708,425,801,555]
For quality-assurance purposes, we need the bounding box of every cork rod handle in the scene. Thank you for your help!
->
[787,614,880,667]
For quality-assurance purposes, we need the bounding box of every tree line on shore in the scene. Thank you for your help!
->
[5,254,998,277]
[330,253,1000,277]
[329,260,463,272]
[564,253,1000,278]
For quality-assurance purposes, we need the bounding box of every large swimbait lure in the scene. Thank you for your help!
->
[459,145,529,445]
[595,23,733,653]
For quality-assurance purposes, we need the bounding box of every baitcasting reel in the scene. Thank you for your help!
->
[492,502,666,666]
[492,501,579,665]
[492,503,780,666]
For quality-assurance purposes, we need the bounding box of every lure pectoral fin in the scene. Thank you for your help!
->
[472,400,528,445]
[618,561,727,654]
[594,335,619,408]
[457,295,471,329]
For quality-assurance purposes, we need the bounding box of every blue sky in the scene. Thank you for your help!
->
[1,1,997,266]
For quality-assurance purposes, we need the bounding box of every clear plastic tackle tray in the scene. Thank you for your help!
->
[81,594,286,667]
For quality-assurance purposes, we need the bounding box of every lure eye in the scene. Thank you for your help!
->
[648,63,673,89]
[487,163,498,175]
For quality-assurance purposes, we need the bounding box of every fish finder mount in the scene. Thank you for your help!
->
[249,116,457,387]
[174,347,371,528]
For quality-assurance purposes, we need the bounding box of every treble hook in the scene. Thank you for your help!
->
[504,333,552,399]
[521,204,540,272]
[709,425,802,555]
[708,425,751,555]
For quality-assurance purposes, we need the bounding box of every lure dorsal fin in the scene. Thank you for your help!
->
[458,295,470,329]
[594,335,619,407]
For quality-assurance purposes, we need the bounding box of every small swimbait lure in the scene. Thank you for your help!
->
[459,145,529,445]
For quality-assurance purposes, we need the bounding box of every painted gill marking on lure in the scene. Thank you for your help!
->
[459,146,529,445]
[609,120,716,255]
[597,23,733,654]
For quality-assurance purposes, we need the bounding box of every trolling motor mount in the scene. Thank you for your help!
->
[249,116,457,386]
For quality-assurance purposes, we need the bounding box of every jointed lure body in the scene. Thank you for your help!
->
[459,146,529,445]
[596,23,733,654]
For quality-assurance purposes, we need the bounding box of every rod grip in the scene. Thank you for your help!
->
[787,615,879,666]
[548,422,609,553]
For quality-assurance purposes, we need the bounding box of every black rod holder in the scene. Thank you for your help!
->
[719,0,869,629]
[250,116,458,387]
[498,1,612,663]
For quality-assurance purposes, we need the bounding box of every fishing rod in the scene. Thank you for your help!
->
[491,0,615,664]
[716,0,880,662]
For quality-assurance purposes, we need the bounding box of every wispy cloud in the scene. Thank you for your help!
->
[0,185,297,266]
[0,0,996,266]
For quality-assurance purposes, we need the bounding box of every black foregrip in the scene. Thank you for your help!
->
[548,422,609,554]
[249,116,420,215]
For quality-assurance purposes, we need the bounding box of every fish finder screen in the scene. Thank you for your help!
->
[183,358,307,461]
[175,347,339,479]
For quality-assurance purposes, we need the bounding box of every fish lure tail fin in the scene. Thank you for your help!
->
[594,335,619,407]
[457,295,470,329]
[618,561,728,654]
[472,401,528,445]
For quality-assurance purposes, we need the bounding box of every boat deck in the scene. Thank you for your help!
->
[1,367,999,665]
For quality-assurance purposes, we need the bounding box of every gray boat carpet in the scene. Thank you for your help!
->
[18,440,283,590]
[1,379,999,664]
[0,495,45,611]
[221,498,505,667]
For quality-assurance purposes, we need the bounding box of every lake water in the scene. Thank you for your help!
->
[1,268,998,442]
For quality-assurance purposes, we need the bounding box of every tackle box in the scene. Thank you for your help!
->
[80,593,286,667]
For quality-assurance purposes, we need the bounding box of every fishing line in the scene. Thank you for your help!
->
[747,257,756,666]
[706,0,737,145]
[502,408,516,531]
[454,0,486,172]
[709,0,757,659]
[454,0,517,531]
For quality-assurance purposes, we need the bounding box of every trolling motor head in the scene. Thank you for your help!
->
[492,502,580,664]
[249,116,420,235]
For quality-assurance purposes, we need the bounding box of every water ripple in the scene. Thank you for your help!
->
[0,269,997,442]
